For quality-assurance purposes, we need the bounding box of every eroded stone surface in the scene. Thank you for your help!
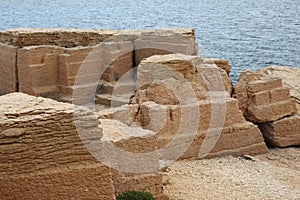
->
[0,28,198,107]
[0,92,167,199]
[259,115,300,147]
[260,66,300,115]
[0,43,17,94]
[99,54,267,160]
[234,70,297,123]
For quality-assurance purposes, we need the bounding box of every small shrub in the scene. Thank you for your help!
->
[116,190,156,200]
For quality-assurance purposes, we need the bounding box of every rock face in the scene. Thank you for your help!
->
[259,115,300,147]
[234,70,300,147]
[233,70,297,123]
[0,43,17,94]
[0,93,166,200]
[259,66,300,115]
[0,28,198,106]
[98,54,267,160]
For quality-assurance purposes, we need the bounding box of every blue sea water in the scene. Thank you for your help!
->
[0,0,299,82]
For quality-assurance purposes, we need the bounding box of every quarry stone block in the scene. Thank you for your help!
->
[234,70,297,123]
[0,43,17,94]
[259,115,300,147]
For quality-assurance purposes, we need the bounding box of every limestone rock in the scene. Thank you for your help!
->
[131,55,267,158]
[0,93,115,199]
[259,66,300,115]
[135,54,232,105]
[0,28,198,107]
[234,70,297,123]
[0,92,167,199]
[0,43,17,94]
[259,115,300,147]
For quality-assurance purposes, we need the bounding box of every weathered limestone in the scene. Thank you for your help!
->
[112,169,167,199]
[259,66,300,115]
[0,28,116,47]
[0,43,17,94]
[134,29,198,64]
[0,93,167,200]
[17,46,64,99]
[234,69,300,147]
[134,54,233,105]
[259,115,300,147]
[233,70,297,123]
[0,28,198,106]
[98,54,267,160]
[0,93,115,199]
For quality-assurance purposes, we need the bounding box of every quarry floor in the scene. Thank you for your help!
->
[163,147,300,200]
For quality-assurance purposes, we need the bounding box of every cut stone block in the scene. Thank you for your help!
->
[0,93,116,199]
[134,29,198,65]
[259,115,300,147]
[234,70,297,123]
[0,43,17,94]
[17,46,64,99]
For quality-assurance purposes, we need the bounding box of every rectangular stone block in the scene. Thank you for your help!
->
[259,115,300,147]
[247,78,282,93]
[0,164,115,200]
[181,122,267,159]
[58,48,93,86]
[134,29,198,65]
[0,93,102,175]
[18,46,64,98]
[247,99,297,123]
[0,43,17,94]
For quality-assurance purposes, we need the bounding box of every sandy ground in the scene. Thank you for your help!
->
[163,147,300,200]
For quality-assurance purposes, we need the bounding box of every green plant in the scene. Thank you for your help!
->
[116,190,156,200]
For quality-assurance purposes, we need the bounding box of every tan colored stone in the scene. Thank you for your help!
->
[112,170,165,199]
[259,115,300,147]
[0,164,116,200]
[17,46,64,98]
[259,66,300,104]
[233,70,264,113]
[0,92,168,199]
[99,119,157,153]
[0,93,118,199]
[0,28,116,47]
[0,43,17,94]
[202,58,231,75]
[134,29,198,64]
[135,54,232,105]
[182,122,267,159]
[260,66,300,116]
[234,70,297,123]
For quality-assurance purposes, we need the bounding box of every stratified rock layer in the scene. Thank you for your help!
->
[0,28,198,106]
[260,66,300,115]
[98,54,267,160]
[0,93,166,200]
[234,70,297,123]
[259,115,300,147]
[234,69,300,147]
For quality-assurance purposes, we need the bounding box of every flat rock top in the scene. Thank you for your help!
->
[0,28,195,47]
[163,147,300,200]
[0,93,74,121]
